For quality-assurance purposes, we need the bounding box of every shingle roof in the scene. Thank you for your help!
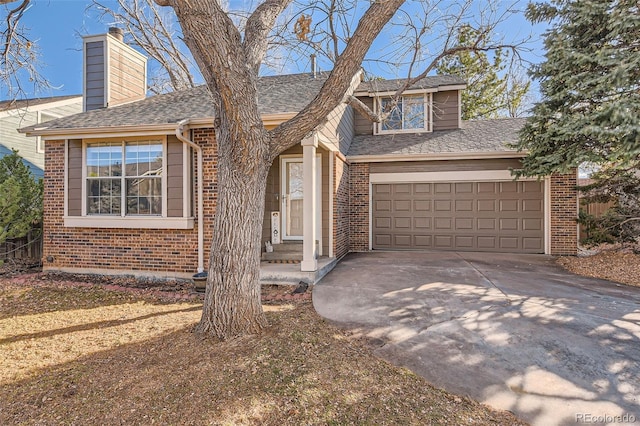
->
[347,118,527,157]
[0,94,81,112]
[355,75,466,94]
[21,73,466,133]
[21,73,333,132]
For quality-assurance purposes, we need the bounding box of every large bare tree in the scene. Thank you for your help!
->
[148,0,523,339]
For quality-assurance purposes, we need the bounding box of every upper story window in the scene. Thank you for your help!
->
[86,140,163,216]
[375,93,432,134]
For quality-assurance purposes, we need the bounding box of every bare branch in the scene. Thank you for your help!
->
[243,0,292,72]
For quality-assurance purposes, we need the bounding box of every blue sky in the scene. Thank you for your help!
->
[7,0,548,101]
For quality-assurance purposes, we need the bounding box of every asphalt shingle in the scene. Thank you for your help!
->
[346,118,527,157]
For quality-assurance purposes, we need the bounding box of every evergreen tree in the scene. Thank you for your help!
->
[515,0,640,177]
[436,25,530,120]
[0,150,43,246]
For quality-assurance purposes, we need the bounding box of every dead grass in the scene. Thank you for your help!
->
[0,274,526,425]
[558,245,640,288]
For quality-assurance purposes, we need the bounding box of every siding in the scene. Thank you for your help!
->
[67,139,83,216]
[0,100,82,177]
[85,41,106,111]
[354,96,374,136]
[107,41,146,107]
[166,135,185,217]
[432,90,460,131]
[317,102,355,155]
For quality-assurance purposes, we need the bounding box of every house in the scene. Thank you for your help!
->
[21,28,578,282]
[0,95,82,178]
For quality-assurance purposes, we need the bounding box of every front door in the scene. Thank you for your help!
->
[281,156,322,242]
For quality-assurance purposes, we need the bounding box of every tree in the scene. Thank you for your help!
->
[436,25,529,119]
[90,0,200,94]
[147,0,525,339]
[2,0,524,338]
[1,0,53,99]
[0,149,43,249]
[514,0,640,177]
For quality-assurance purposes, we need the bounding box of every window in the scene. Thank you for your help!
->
[86,140,163,216]
[376,94,432,134]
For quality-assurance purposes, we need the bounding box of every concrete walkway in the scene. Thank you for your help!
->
[313,251,640,426]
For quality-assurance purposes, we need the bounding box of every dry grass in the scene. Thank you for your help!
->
[558,245,640,288]
[0,274,526,425]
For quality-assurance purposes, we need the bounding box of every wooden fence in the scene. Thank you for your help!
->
[579,200,614,242]
[0,227,43,261]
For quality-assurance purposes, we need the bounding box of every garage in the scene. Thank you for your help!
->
[372,180,545,253]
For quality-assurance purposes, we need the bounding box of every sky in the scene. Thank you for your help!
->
[4,0,549,101]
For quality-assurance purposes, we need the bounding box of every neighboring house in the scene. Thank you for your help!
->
[21,28,578,281]
[0,95,82,178]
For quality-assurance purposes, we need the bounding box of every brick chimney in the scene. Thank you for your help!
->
[82,27,147,111]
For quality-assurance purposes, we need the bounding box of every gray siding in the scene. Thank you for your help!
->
[432,90,460,131]
[0,100,82,178]
[317,102,355,155]
[68,139,83,216]
[369,158,523,174]
[85,41,106,111]
[354,96,374,136]
[166,136,184,217]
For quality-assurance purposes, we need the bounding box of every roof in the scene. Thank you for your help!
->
[21,73,466,135]
[0,94,81,112]
[20,73,333,133]
[347,118,527,158]
[355,75,466,94]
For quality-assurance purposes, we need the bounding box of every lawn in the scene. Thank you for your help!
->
[0,274,526,425]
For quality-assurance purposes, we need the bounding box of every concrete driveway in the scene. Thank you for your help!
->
[313,251,640,426]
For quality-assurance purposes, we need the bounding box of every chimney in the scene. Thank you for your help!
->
[82,28,148,111]
[108,27,124,42]
[310,54,316,78]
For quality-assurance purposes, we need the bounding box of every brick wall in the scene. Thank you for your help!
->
[349,162,369,251]
[42,129,218,279]
[550,170,578,255]
[333,154,350,259]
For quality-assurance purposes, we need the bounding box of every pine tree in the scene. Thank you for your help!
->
[515,0,640,176]
[436,25,529,120]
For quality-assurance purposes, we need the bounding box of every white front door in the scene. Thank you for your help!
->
[281,156,322,242]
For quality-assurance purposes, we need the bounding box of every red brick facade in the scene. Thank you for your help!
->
[42,129,218,278]
[332,153,350,259]
[349,163,370,252]
[549,171,578,255]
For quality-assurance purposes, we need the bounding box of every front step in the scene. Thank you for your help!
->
[261,241,317,262]
[262,241,302,261]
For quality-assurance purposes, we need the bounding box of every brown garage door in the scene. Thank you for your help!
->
[372,181,544,253]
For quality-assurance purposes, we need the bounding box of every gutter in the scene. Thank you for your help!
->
[347,151,528,163]
[175,119,205,274]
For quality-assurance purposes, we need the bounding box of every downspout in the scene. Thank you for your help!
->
[175,119,204,274]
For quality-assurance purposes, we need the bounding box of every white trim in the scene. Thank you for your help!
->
[374,93,432,135]
[280,155,322,244]
[64,216,194,229]
[354,84,467,97]
[0,97,82,119]
[368,178,373,251]
[347,151,527,163]
[369,170,536,184]
[544,176,551,255]
[328,152,334,258]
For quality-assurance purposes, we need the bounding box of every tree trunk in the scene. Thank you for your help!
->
[194,123,271,339]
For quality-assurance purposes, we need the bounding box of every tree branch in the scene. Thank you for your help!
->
[243,0,292,72]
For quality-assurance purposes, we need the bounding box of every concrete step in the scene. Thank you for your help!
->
[262,251,303,261]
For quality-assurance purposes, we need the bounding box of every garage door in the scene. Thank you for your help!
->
[372,181,544,253]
